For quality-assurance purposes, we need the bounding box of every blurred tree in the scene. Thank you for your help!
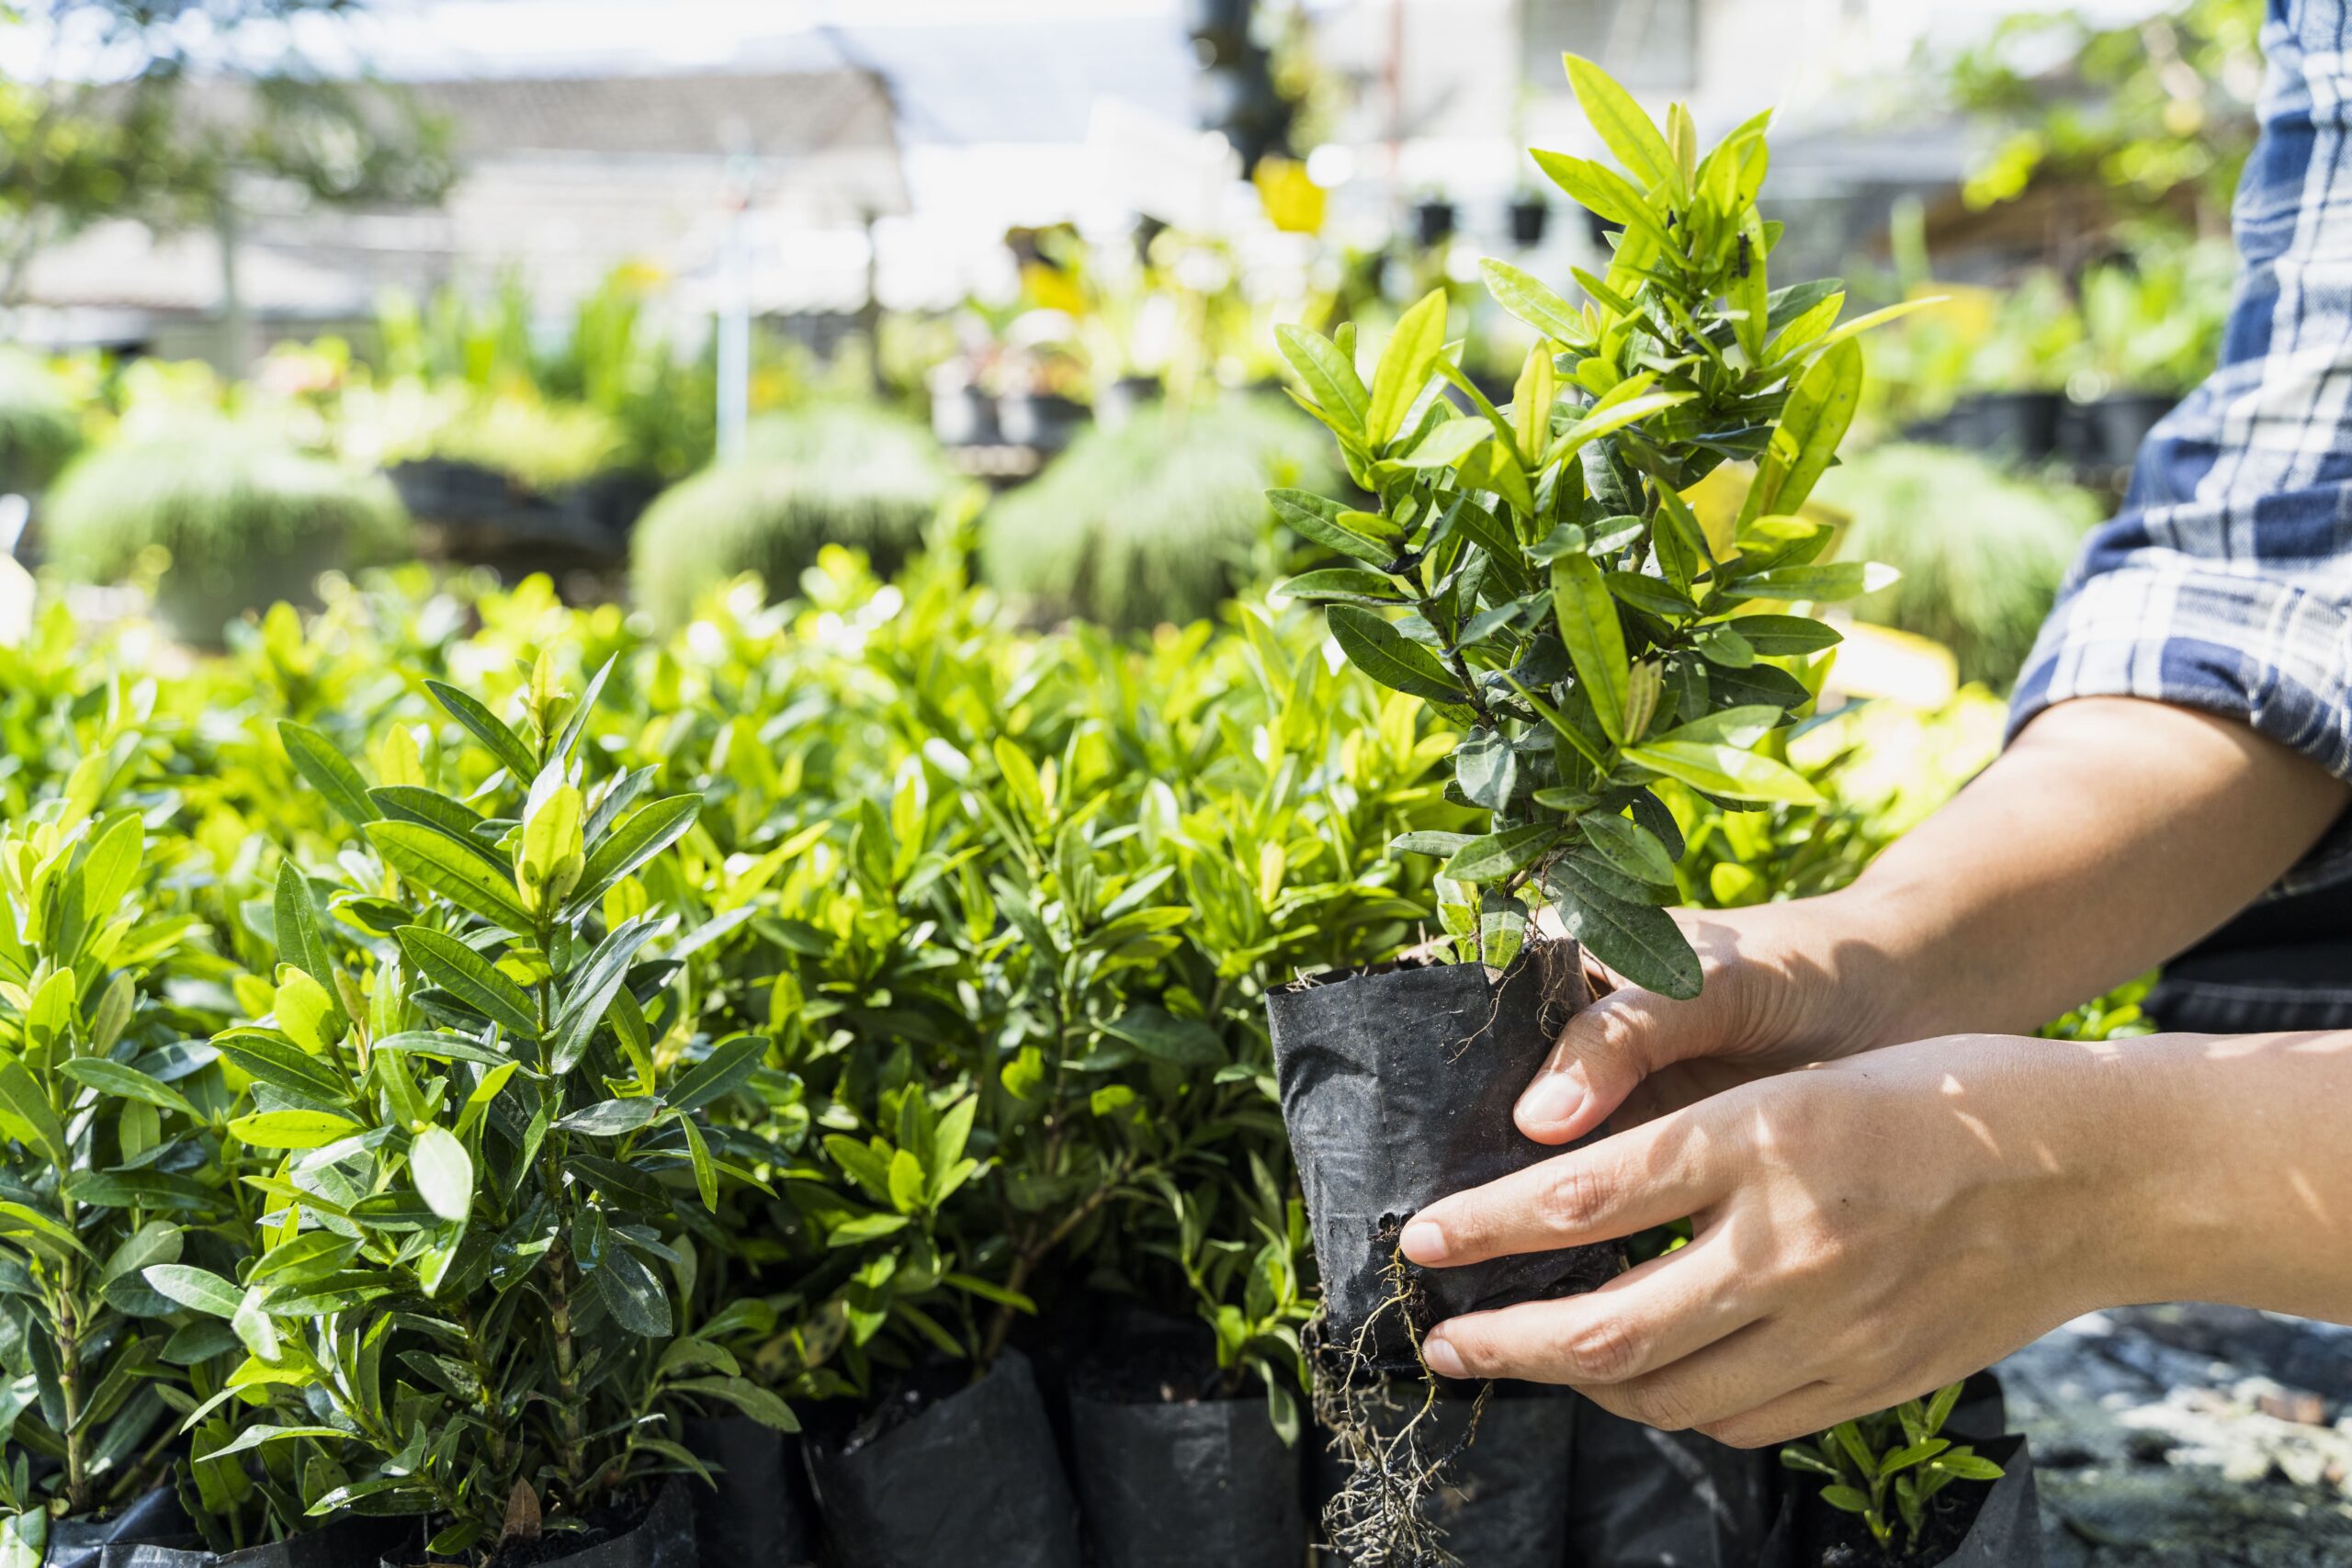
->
[0,0,455,305]
[1942,0,2264,232]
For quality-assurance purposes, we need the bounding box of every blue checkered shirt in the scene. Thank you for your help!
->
[2008,0,2352,895]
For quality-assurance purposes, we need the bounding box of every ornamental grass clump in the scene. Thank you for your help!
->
[1267,52,1917,1564]
[145,657,791,1564]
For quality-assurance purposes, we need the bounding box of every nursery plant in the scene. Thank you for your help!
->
[1268,51,1917,1562]
[145,661,793,1564]
[1776,1382,2016,1564]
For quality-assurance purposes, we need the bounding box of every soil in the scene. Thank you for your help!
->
[1067,1317,1242,1407]
[481,1492,654,1568]
[831,1359,978,1455]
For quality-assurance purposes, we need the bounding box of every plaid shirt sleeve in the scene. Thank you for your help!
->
[2008,0,2352,896]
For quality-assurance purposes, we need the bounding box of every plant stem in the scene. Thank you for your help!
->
[978,1157,1136,1364]
[535,967,586,1503]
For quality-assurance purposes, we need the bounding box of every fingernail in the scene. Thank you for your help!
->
[1518,1070,1583,1128]
[1423,1333,1467,1380]
[1400,1219,1448,1264]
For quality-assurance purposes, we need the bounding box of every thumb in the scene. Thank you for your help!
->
[1515,980,1713,1145]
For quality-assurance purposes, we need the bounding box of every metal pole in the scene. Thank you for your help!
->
[718,152,753,464]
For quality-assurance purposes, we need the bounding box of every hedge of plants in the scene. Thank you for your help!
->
[0,529,2101,1568]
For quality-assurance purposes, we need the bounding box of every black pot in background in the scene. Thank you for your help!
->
[408,1482,693,1568]
[1759,1433,2041,1568]
[387,458,512,526]
[1308,1383,1574,1567]
[1566,1399,1778,1568]
[1940,392,2065,462]
[1267,948,1621,1376]
[1509,197,1551,248]
[1072,1393,1304,1568]
[807,1348,1081,1568]
[930,385,1001,448]
[1414,199,1457,249]
[102,1514,417,1568]
[2083,391,2176,473]
[995,393,1089,454]
[1092,376,1164,432]
[44,1487,191,1568]
[679,1416,814,1568]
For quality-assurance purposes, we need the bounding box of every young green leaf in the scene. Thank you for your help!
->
[1366,289,1451,446]
[278,721,379,829]
[1551,555,1631,743]
[1324,605,1466,705]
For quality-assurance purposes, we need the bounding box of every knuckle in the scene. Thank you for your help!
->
[1538,1159,1609,1236]
[1623,1381,1699,1433]
[1697,1417,1775,1450]
[1558,1315,1648,1384]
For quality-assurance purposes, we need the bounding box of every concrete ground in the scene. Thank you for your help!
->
[1996,1305,2352,1565]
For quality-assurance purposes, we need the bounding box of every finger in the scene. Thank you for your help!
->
[1692,1379,1872,1450]
[1516,952,1736,1144]
[1400,1109,1725,1269]
[1573,1319,1817,1435]
[1421,1232,1758,1386]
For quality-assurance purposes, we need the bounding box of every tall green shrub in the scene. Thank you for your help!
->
[0,354,82,497]
[979,397,1332,629]
[628,408,957,631]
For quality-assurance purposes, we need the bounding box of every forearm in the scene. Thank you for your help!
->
[1822,696,2348,1045]
[2109,1030,2352,1323]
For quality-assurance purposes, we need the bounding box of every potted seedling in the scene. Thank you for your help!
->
[0,781,220,1566]
[141,663,793,1568]
[1768,1382,2040,1568]
[1268,52,1917,1561]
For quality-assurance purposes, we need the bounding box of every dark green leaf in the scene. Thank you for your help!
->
[277,721,378,829]
[1325,605,1465,705]
[424,681,538,781]
[393,927,540,1039]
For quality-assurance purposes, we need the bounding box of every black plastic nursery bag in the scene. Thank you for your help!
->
[1564,1399,1776,1568]
[1268,948,1621,1372]
[102,1514,417,1568]
[1759,1434,2041,1568]
[679,1416,813,1568]
[378,1482,693,1568]
[1069,1392,1305,1568]
[1309,1384,1577,1567]
[806,1348,1081,1568]
[45,1488,192,1568]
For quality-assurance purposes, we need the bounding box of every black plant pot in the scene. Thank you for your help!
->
[1267,949,1621,1375]
[680,1416,814,1568]
[806,1348,1081,1568]
[1308,1383,1574,1566]
[931,385,1000,448]
[388,458,511,525]
[1565,1399,1778,1568]
[1940,393,2064,462]
[45,1487,191,1568]
[2085,392,2176,472]
[995,394,1089,454]
[1092,376,1164,432]
[104,1515,418,1568]
[1509,197,1551,248]
[1414,200,1457,249]
[379,1482,692,1568]
[1759,1433,2041,1568]
[1070,1391,1305,1568]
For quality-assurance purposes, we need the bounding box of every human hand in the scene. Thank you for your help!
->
[1402,1033,2167,1447]
[1521,895,1908,1145]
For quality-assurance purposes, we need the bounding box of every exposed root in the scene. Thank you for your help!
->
[1309,1228,1494,1567]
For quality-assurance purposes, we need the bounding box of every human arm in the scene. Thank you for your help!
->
[1398,1023,2352,1447]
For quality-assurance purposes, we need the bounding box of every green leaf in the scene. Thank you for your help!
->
[1479,257,1587,344]
[1579,813,1679,886]
[1820,1485,1873,1516]
[1279,569,1408,608]
[1392,416,1493,470]
[393,926,541,1039]
[1275,323,1369,433]
[142,1265,243,1318]
[229,1110,362,1149]
[1453,729,1517,811]
[198,1425,349,1462]
[0,1060,69,1167]
[1656,705,1784,749]
[1367,288,1450,445]
[681,1115,718,1212]
[277,721,379,829]
[670,1034,769,1113]
[1529,150,1671,250]
[554,1098,662,1136]
[1746,337,1862,522]
[670,1375,799,1433]
[409,1126,473,1224]
[569,795,701,911]
[546,917,662,1074]
[1324,605,1465,705]
[1623,741,1823,807]
[1102,1006,1222,1067]
[1549,850,1671,907]
[1543,869,1699,999]
[595,1247,673,1337]
[1933,1453,2006,1483]
[1390,831,1476,858]
[59,1058,195,1116]
[0,1201,89,1260]
[1267,490,1394,568]
[1721,561,1895,604]
[1438,825,1557,884]
[1727,615,1842,656]
[367,821,534,932]
[1551,554,1630,744]
[1605,570,1697,620]
[1562,52,1678,191]
[213,1029,348,1104]
[424,681,538,781]
[367,786,510,872]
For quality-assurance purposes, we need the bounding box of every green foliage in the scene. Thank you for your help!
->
[41,422,411,641]
[628,409,960,630]
[0,353,83,495]
[412,395,630,494]
[2075,235,2236,399]
[979,397,1334,629]
[1815,445,2100,689]
[1781,1382,2006,1555]
[1272,55,1902,997]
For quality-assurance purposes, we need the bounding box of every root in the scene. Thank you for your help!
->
[1309,1230,1493,1567]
